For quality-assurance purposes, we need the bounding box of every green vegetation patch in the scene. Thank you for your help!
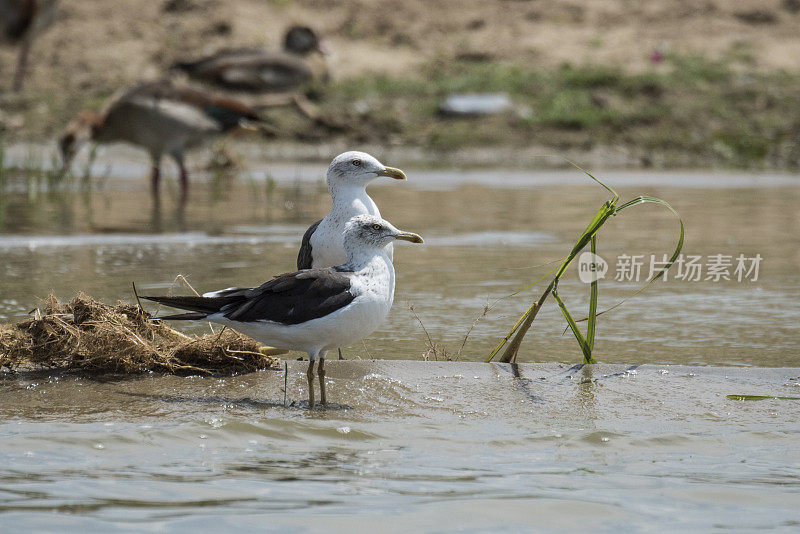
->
[5,52,800,170]
[320,54,800,169]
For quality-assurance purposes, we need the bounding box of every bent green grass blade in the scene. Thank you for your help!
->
[555,201,616,279]
[552,283,596,364]
[727,395,800,401]
[485,300,536,362]
[587,234,598,353]
[498,263,561,302]
[484,266,561,362]
[585,196,685,320]
[487,168,683,364]
[486,193,616,363]
[547,154,620,202]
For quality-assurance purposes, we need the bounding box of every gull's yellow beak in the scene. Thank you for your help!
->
[374,166,407,180]
[395,231,424,244]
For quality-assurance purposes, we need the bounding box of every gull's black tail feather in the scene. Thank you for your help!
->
[142,295,241,316]
[157,312,210,321]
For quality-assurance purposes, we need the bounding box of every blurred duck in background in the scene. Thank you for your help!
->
[0,0,59,91]
[59,79,264,203]
[171,25,329,93]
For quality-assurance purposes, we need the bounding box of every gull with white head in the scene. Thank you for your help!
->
[143,214,423,408]
[297,151,407,270]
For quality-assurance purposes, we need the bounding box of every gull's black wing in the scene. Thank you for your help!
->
[296,218,322,270]
[144,268,354,325]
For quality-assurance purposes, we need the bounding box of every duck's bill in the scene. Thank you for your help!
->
[374,167,407,180]
[316,40,331,56]
[395,231,424,244]
[238,121,260,132]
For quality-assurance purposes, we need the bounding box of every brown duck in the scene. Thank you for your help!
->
[59,79,263,202]
[171,25,329,93]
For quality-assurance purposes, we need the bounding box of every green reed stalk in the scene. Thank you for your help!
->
[486,168,684,364]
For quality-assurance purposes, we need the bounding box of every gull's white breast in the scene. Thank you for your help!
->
[309,191,393,268]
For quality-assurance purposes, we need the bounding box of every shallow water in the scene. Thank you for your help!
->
[1,166,798,365]
[2,363,800,532]
[1,164,799,531]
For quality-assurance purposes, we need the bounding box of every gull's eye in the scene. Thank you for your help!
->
[352,159,362,167]
[371,223,382,231]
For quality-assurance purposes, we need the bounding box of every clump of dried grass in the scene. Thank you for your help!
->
[0,293,285,376]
